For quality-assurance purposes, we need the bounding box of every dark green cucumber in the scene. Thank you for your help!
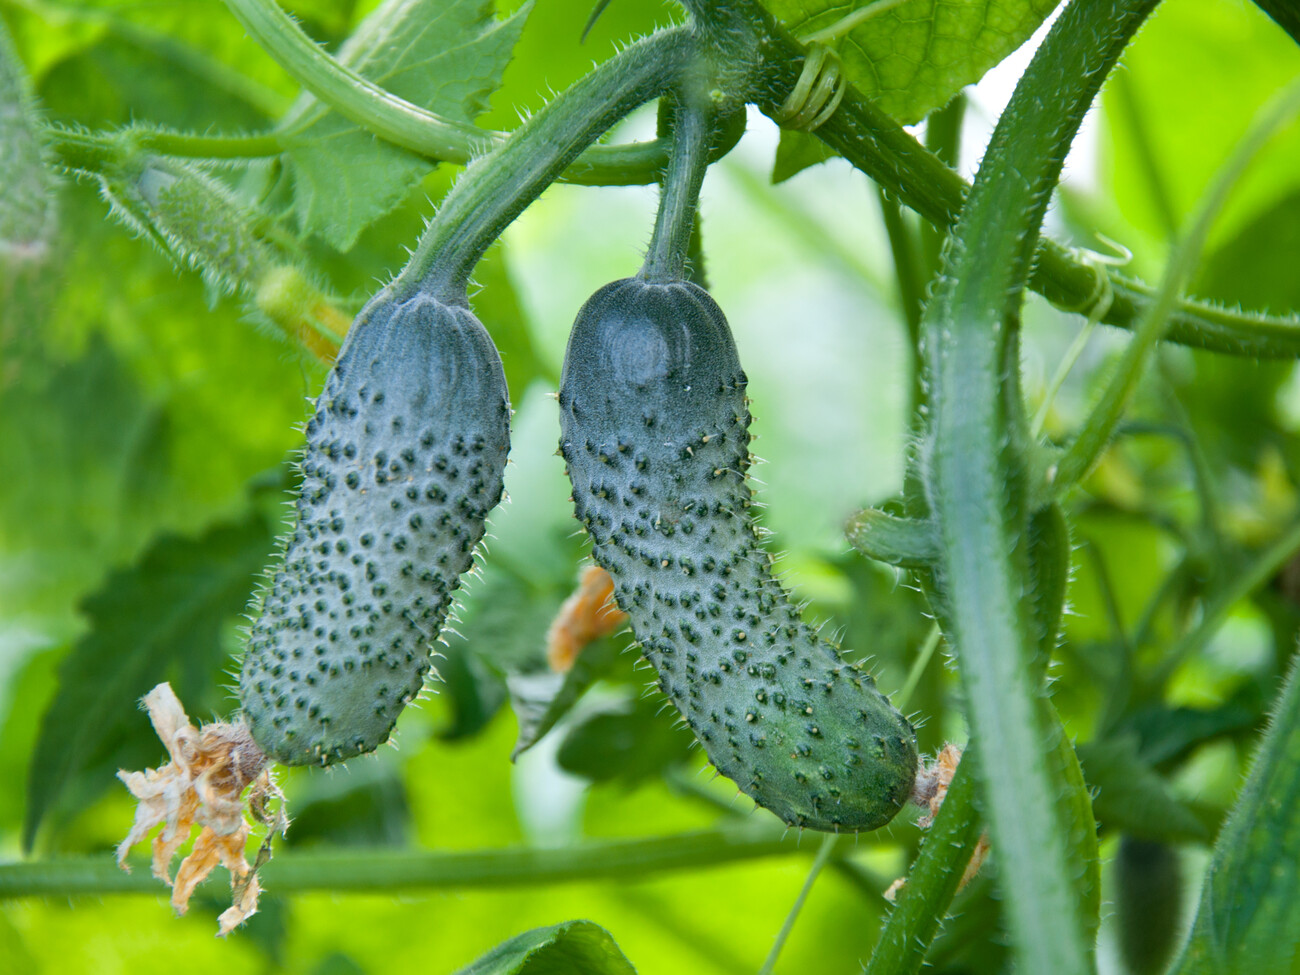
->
[241,289,509,766]
[559,277,917,831]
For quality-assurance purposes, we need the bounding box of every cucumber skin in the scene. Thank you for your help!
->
[241,290,509,767]
[559,277,917,831]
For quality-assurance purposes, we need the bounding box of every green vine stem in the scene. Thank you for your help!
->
[913,0,1157,970]
[219,0,697,187]
[51,127,287,166]
[742,17,1300,358]
[863,754,981,975]
[642,100,716,284]
[1052,77,1300,492]
[394,29,692,298]
[221,0,493,157]
[0,823,846,899]
[756,833,839,975]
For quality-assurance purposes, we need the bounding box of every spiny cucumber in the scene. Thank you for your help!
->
[558,276,917,831]
[240,288,509,766]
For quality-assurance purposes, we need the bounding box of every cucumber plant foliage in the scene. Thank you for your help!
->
[7,0,1300,970]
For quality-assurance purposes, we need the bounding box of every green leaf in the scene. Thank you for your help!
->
[22,513,274,850]
[556,692,694,784]
[282,0,530,250]
[1197,187,1300,315]
[1076,735,1208,842]
[761,0,1058,124]
[455,920,636,975]
[508,635,622,759]
[1171,653,1300,974]
[1123,696,1261,767]
[771,128,836,183]
[434,636,509,741]
[284,755,411,848]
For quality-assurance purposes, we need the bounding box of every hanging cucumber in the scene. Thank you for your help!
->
[558,102,917,831]
[238,30,691,768]
[240,288,510,766]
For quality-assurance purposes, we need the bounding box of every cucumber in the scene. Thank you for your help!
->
[559,277,917,831]
[240,289,510,766]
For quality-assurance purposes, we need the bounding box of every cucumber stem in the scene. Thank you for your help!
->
[642,101,716,284]
[398,28,692,299]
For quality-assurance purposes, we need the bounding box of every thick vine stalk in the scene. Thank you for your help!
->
[914,0,1159,971]
[0,823,836,898]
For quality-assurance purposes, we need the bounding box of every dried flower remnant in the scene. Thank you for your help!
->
[116,682,287,935]
[546,564,629,672]
[885,744,990,902]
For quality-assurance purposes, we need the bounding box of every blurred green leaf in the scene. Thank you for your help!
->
[1251,0,1300,47]
[1076,734,1207,842]
[484,0,679,130]
[22,512,274,850]
[1101,0,1300,252]
[556,691,694,784]
[1197,190,1300,316]
[455,920,636,975]
[282,0,530,249]
[509,636,623,759]
[0,909,38,975]
[1122,696,1261,768]
[1,18,59,261]
[285,756,412,848]
[761,0,1057,124]
[1171,654,1300,974]
[435,636,510,740]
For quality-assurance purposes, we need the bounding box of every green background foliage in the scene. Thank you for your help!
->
[2,0,1300,970]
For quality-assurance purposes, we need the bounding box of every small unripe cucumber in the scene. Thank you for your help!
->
[559,278,917,831]
[241,290,509,766]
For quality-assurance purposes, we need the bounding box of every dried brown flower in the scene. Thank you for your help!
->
[885,743,989,902]
[116,683,286,935]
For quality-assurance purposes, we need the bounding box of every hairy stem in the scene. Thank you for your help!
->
[1053,77,1300,491]
[916,0,1158,970]
[743,17,1300,357]
[0,823,857,898]
[220,0,698,187]
[398,29,691,297]
[642,101,716,283]
[863,756,981,975]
